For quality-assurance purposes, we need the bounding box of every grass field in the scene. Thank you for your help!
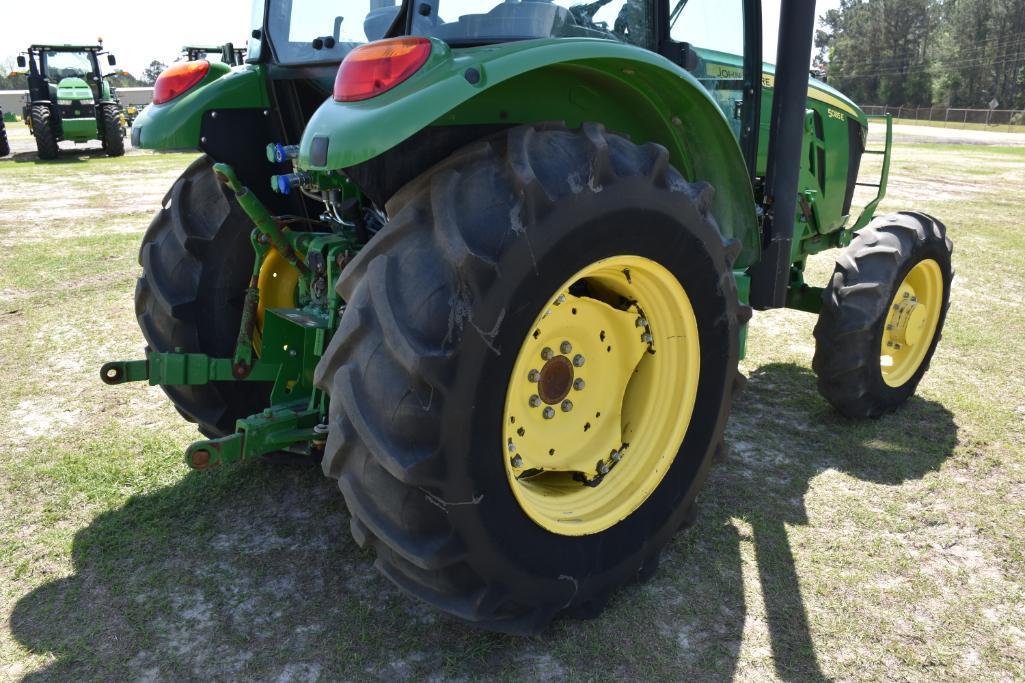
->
[1,124,1024,681]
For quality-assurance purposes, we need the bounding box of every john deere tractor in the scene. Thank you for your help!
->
[105,0,952,633]
[16,44,126,159]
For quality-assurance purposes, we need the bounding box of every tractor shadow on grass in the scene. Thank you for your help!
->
[7,146,135,164]
[9,363,957,681]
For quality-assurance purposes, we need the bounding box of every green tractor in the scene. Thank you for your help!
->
[182,43,247,66]
[106,0,952,632]
[16,44,126,160]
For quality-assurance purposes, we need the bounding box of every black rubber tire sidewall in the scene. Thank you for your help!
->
[135,155,271,436]
[31,105,58,160]
[101,105,125,157]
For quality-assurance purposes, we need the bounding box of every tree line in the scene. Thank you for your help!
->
[815,0,1025,110]
[0,58,169,90]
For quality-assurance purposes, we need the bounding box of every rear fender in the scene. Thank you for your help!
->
[299,38,759,265]
[132,63,269,150]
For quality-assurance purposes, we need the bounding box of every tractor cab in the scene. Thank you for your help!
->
[15,44,126,158]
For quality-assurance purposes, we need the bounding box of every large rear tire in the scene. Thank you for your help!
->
[135,155,271,436]
[101,104,125,157]
[314,123,748,633]
[30,105,58,160]
[813,211,953,417]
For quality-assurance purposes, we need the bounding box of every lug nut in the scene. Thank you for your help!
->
[507,441,516,453]
[555,295,566,306]
[574,378,585,391]
[543,407,556,420]
[573,354,585,367]
[641,333,653,344]
[561,400,573,413]
[597,461,610,475]
[511,455,523,468]
[528,369,541,382]
[561,341,573,354]
[635,317,648,327]
[541,347,553,360]
[529,395,542,407]
[611,450,623,462]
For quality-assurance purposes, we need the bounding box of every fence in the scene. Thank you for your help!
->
[862,105,1025,132]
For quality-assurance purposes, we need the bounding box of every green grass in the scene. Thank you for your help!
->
[2,136,1025,681]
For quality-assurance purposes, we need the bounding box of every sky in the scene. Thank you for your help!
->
[0,0,841,77]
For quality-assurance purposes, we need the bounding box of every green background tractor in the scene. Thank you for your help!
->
[17,44,126,160]
[107,0,953,633]
[182,43,247,65]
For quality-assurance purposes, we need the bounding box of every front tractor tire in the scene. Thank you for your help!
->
[135,155,270,436]
[813,212,953,417]
[30,105,59,160]
[101,104,125,157]
[315,124,748,633]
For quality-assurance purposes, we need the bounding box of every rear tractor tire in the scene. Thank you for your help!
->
[314,123,749,633]
[813,211,953,417]
[135,155,273,437]
[101,104,125,157]
[30,105,59,160]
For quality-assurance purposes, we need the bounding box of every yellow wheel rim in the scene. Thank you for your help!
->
[502,256,700,536]
[879,258,943,388]
[254,248,300,355]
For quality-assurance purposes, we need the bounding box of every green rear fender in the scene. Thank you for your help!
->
[298,38,759,266]
[132,63,269,150]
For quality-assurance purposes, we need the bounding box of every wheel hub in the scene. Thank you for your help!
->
[887,289,928,347]
[537,355,574,405]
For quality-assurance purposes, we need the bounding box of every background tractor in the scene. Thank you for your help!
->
[16,44,126,160]
[182,43,247,66]
[105,0,953,633]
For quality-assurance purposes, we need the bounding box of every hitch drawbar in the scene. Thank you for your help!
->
[100,351,278,386]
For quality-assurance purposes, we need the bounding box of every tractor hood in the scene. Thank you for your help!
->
[56,77,94,101]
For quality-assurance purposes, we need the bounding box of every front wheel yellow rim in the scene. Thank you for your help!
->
[880,258,943,388]
[502,256,700,536]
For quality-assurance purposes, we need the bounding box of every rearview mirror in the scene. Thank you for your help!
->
[107,54,117,66]
[17,55,26,68]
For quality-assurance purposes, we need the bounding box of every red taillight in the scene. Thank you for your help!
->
[153,60,210,104]
[333,37,431,102]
